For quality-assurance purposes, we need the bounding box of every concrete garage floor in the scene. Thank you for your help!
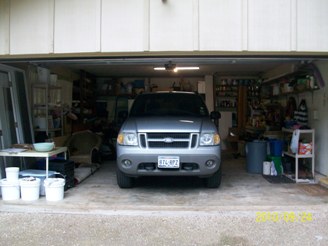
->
[1,153,328,245]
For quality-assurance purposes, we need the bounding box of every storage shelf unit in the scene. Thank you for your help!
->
[72,71,96,132]
[31,83,63,138]
[261,64,320,101]
[282,128,315,183]
[214,77,259,128]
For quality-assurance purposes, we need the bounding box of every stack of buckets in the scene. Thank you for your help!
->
[0,167,21,200]
[0,167,65,201]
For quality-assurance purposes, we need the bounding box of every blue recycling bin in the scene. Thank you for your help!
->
[269,139,284,156]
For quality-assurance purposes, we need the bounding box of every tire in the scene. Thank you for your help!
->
[205,165,222,188]
[116,168,134,188]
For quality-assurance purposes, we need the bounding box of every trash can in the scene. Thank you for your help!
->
[246,140,267,174]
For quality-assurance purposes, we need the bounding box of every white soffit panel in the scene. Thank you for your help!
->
[10,0,54,55]
[0,0,10,55]
[248,0,291,51]
[54,0,101,53]
[101,0,145,52]
[149,0,194,51]
[297,0,328,52]
[199,0,243,51]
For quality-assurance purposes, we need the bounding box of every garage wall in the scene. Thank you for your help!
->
[306,61,328,175]
[1,0,328,55]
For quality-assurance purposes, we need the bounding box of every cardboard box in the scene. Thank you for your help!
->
[298,143,312,155]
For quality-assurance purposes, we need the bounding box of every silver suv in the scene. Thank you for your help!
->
[116,91,221,188]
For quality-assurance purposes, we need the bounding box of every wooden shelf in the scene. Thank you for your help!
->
[217,107,237,112]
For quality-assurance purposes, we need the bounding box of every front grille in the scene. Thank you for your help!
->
[139,132,198,149]
[147,133,190,139]
[138,162,199,171]
[149,142,189,148]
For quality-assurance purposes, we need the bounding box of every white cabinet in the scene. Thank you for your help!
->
[32,83,63,138]
[282,128,315,183]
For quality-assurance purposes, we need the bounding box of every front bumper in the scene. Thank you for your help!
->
[116,146,221,177]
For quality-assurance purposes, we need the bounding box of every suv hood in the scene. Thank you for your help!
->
[122,117,217,133]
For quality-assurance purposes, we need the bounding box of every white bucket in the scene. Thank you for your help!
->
[19,169,56,196]
[19,177,40,201]
[44,178,65,201]
[6,167,19,182]
[0,179,20,200]
[263,161,271,175]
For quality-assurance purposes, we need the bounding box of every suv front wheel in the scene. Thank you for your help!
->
[205,165,222,188]
[116,168,134,188]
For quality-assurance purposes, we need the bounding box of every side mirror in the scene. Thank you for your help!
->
[210,111,221,120]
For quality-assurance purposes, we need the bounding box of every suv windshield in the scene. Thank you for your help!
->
[129,93,209,117]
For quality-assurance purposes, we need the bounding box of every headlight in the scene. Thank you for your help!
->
[117,132,138,146]
[200,133,220,146]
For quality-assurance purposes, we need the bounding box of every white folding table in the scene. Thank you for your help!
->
[0,147,68,178]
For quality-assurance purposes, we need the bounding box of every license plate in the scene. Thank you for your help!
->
[158,156,180,168]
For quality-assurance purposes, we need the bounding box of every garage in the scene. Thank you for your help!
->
[1,57,328,184]
[1,1,328,245]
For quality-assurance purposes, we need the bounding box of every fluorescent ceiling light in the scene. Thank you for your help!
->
[154,67,166,71]
[154,61,199,72]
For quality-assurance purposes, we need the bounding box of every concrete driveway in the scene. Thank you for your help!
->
[1,154,328,245]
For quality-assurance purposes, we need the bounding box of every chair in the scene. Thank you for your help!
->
[66,130,102,165]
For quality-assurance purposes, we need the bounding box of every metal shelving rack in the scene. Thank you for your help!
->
[282,128,315,183]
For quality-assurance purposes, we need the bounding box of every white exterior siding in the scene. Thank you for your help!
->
[9,0,54,55]
[149,0,194,51]
[297,0,328,52]
[0,0,10,55]
[54,0,101,53]
[1,0,328,55]
[199,0,243,51]
[101,0,146,52]
[248,0,292,51]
